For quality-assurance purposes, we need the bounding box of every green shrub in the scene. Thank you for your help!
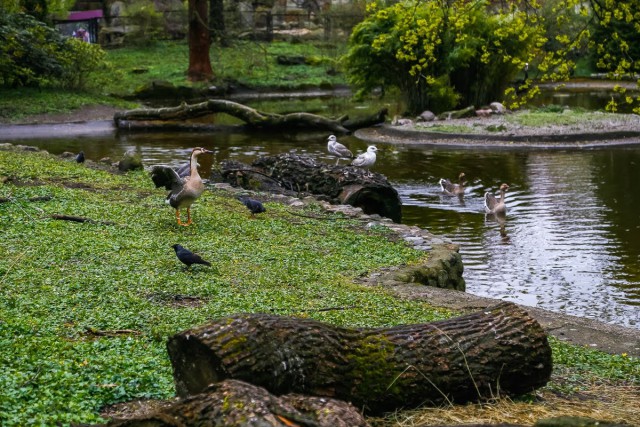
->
[0,9,110,89]
[343,0,540,114]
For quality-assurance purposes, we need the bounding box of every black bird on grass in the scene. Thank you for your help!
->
[239,197,266,218]
[172,244,211,268]
[75,151,85,163]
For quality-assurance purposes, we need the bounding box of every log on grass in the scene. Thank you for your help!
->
[105,379,369,427]
[113,99,388,133]
[167,302,552,414]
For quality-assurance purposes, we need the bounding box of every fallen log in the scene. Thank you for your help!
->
[103,379,369,427]
[113,99,388,133]
[217,153,403,222]
[167,302,552,414]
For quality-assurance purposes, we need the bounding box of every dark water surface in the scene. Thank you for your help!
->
[8,129,640,329]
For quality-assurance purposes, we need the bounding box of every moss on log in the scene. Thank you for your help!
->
[166,302,552,414]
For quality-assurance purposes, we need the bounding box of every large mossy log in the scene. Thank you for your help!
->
[167,302,552,414]
[217,153,403,222]
[113,99,388,133]
[104,379,369,427]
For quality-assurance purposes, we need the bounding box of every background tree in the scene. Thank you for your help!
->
[209,0,227,46]
[582,0,640,112]
[187,0,214,81]
[342,0,547,114]
[342,0,640,115]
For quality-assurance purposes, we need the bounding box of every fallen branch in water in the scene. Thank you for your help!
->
[114,99,388,134]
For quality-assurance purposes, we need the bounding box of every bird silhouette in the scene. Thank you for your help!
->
[239,197,266,218]
[351,145,378,169]
[75,151,85,163]
[151,147,213,226]
[172,244,211,268]
[485,183,509,216]
[327,135,353,165]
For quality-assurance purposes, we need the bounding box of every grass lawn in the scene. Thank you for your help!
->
[1,146,638,426]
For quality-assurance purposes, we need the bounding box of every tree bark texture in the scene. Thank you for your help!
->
[188,0,214,81]
[217,153,403,222]
[113,100,387,133]
[105,379,369,427]
[167,302,552,415]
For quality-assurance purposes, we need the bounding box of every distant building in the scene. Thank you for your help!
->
[54,9,103,43]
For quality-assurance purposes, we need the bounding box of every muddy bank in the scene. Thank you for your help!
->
[356,119,640,149]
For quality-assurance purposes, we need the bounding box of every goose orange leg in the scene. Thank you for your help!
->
[183,207,193,226]
[175,210,185,226]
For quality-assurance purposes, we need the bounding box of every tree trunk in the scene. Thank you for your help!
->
[105,379,369,427]
[188,0,214,82]
[217,153,403,222]
[113,100,388,134]
[209,0,227,45]
[167,302,552,415]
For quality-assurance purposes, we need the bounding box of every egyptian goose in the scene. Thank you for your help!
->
[484,183,509,215]
[439,172,466,197]
[351,145,378,168]
[327,135,353,165]
[151,147,213,226]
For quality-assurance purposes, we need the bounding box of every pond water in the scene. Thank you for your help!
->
[7,127,640,329]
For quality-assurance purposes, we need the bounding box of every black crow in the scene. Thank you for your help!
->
[75,151,85,163]
[240,197,266,217]
[172,244,211,268]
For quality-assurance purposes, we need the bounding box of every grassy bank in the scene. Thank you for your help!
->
[1,145,638,426]
[0,39,347,122]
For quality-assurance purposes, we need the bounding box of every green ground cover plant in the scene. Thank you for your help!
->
[1,146,638,426]
[0,146,445,425]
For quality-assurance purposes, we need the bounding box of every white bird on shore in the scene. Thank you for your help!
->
[351,145,378,169]
[327,135,353,165]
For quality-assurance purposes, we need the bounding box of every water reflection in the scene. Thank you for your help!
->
[387,145,639,328]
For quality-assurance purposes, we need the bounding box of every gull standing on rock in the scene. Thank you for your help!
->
[351,145,378,169]
[327,135,353,165]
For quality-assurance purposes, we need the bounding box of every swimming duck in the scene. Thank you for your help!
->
[151,147,213,226]
[484,183,509,215]
[327,135,353,165]
[351,145,378,169]
[439,172,466,197]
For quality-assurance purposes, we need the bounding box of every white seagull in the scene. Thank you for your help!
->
[327,135,353,165]
[351,145,378,169]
